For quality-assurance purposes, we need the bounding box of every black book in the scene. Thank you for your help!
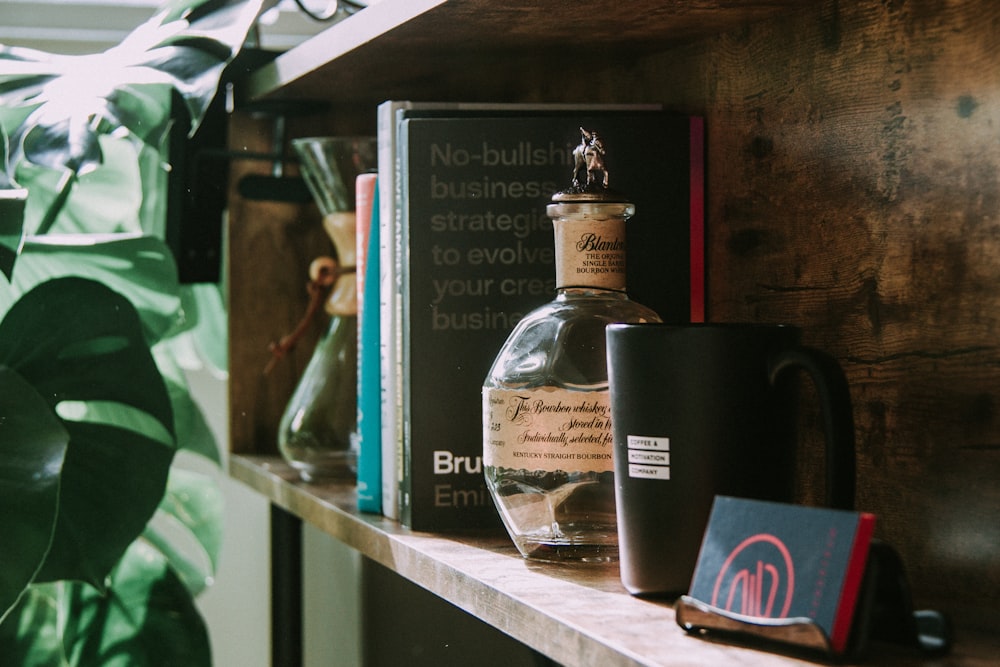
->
[384,104,704,531]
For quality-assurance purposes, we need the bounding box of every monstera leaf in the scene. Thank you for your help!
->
[2,543,211,667]
[144,467,225,597]
[0,0,267,250]
[0,277,176,594]
[0,128,27,280]
[0,2,260,661]
[0,0,266,178]
[0,585,63,665]
[0,234,183,342]
[0,368,68,623]
[58,540,212,667]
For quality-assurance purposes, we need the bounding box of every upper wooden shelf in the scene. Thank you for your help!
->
[243,0,810,105]
[229,454,996,667]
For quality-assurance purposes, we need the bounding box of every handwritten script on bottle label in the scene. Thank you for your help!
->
[483,387,614,473]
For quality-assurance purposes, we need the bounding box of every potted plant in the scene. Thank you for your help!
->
[0,0,266,663]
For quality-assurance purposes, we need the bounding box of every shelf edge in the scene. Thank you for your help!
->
[228,454,847,667]
[244,0,446,100]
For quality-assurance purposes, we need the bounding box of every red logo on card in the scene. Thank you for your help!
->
[711,533,795,618]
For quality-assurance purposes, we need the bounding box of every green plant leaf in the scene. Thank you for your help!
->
[0,584,67,666]
[153,341,221,464]
[42,421,175,589]
[61,541,210,667]
[182,282,228,376]
[0,277,176,589]
[0,0,267,181]
[1,232,222,463]
[0,277,175,426]
[0,117,27,279]
[0,368,69,622]
[0,230,221,460]
[16,136,145,237]
[144,467,224,597]
[0,188,26,280]
[0,235,182,344]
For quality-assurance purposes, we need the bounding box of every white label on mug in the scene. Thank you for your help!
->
[628,450,670,465]
[626,435,671,479]
[629,464,671,480]
[626,435,670,451]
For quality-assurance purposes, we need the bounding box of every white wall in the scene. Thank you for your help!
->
[197,474,273,666]
[186,364,362,667]
[303,525,362,667]
[185,365,271,667]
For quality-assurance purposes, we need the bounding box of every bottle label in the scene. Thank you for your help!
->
[553,217,627,291]
[483,387,614,473]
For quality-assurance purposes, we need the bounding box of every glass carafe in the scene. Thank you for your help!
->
[277,136,376,482]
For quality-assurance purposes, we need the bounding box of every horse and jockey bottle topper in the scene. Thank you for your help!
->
[572,127,610,191]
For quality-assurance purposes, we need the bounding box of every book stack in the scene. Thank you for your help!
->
[360,101,704,531]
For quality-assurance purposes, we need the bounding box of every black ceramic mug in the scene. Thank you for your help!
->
[605,323,856,597]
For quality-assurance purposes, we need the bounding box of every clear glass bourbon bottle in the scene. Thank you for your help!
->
[482,128,661,562]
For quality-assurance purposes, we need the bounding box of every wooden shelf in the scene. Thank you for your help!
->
[243,0,811,105]
[228,0,1000,661]
[229,454,995,667]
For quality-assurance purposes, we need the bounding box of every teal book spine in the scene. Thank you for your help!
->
[356,174,382,513]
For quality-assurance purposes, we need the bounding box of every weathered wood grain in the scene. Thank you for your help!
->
[227,113,338,455]
[630,0,1000,618]
[228,0,1000,638]
[233,454,1000,666]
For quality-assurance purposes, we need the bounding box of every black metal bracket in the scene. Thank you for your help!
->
[165,47,326,283]
[271,505,303,667]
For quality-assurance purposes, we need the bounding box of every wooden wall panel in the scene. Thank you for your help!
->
[620,0,1000,621]
[227,112,360,456]
[228,0,999,630]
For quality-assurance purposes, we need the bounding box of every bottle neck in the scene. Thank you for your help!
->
[549,202,631,293]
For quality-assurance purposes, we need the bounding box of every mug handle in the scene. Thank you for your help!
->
[768,347,857,511]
